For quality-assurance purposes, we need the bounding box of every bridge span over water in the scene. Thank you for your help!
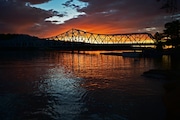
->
[46,29,157,50]
[47,28,156,45]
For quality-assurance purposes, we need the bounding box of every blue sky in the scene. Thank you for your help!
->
[31,0,88,24]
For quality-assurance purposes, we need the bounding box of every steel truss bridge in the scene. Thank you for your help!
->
[47,28,156,45]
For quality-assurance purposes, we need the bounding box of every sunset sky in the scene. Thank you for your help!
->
[0,0,180,38]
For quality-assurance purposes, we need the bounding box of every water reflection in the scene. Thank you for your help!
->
[0,51,175,119]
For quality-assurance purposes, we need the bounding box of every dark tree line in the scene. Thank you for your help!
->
[154,0,180,50]
[0,34,19,40]
[154,20,180,49]
[164,20,180,48]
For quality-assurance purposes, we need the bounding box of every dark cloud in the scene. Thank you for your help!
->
[0,0,57,37]
[72,0,173,33]
[78,0,162,17]
[62,0,80,9]
[18,0,51,4]
[78,0,124,14]
[62,0,73,7]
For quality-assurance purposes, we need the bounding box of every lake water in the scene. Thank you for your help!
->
[0,50,175,120]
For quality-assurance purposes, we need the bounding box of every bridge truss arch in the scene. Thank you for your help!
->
[47,28,156,45]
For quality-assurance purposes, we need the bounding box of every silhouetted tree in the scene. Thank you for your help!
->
[163,20,180,48]
[154,32,164,50]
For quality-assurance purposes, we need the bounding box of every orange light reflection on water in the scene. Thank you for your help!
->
[57,51,147,90]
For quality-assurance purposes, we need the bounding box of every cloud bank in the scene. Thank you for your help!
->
[0,0,179,38]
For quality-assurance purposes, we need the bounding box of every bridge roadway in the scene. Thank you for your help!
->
[45,41,156,50]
